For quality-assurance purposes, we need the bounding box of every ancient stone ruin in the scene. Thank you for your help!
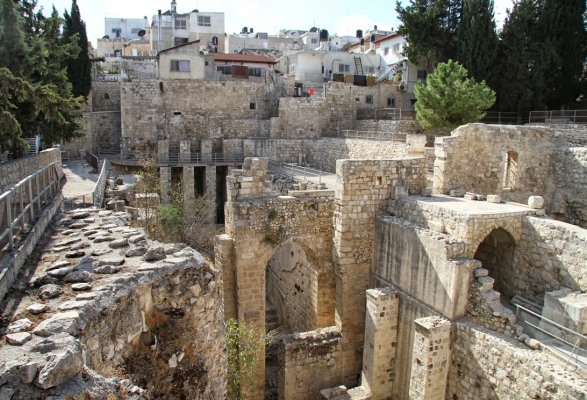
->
[1,121,586,400]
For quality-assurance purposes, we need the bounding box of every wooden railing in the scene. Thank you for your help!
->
[0,163,60,253]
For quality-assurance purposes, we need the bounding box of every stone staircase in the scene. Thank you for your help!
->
[265,299,280,400]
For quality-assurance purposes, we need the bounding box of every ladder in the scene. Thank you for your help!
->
[354,57,364,75]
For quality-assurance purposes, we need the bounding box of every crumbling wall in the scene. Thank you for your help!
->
[512,216,587,304]
[548,147,587,228]
[449,321,587,400]
[547,123,587,147]
[278,327,342,400]
[433,124,556,204]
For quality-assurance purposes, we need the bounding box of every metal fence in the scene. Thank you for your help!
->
[268,160,327,185]
[157,153,246,165]
[529,110,587,124]
[338,130,407,142]
[93,159,111,207]
[356,108,416,121]
[0,163,60,252]
[480,111,528,125]
[514,303,587,369]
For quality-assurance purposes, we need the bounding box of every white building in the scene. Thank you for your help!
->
[104,17,149,40]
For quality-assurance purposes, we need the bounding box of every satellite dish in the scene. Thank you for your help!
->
[138,30,146,37]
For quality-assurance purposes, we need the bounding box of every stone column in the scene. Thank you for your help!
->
[180,140,191,164]
[160,167,171,204]
[409,316,451,400]
[182,166,195,208]
[215,234,236,320]
[206,165,217,222]
[361,288,399,398]
[202,139,213,163]
[158,139,169,164]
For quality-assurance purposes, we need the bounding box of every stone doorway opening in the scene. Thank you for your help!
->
[474,228,517,300]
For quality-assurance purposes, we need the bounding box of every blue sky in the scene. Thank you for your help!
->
[35,0,514,46]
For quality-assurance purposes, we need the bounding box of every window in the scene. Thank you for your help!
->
[250,102,256,110]
[503,151,518,189]
[174,37,188,46]
[366,66,375,74]
[311,38,318,44]
[175,19,187,29]
[198,15,211,27]
[384,47,389,56]
[365,95,373,104]
[131,28,141,34]
[289,65,295,73]
[217,65,232,75]
[170,60,190,72]
[339,64,351,73]
[387,97,395,107]
[248,68,266,77]
[393,43,401,53]
[417,69,428,80]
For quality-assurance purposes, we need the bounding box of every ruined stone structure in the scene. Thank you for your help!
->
[216,121,587,400]
[0,209,226,399]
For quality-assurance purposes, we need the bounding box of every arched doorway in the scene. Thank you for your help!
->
[473,228,517,298]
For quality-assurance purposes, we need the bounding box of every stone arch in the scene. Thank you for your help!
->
[467,220,522,258]
[265,238,332,333]
[473,228,517,298]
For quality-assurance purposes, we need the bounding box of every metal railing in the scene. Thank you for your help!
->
[480,111,528,125]
[93,159,111,207]
[158,153,245,165]
[268,160,327,185]
[338,130,407,142]
[356,108,416,121]
[514,303,587,369]
[0,163,60,252]
[529,110,587,124]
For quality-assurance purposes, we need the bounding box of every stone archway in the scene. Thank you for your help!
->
[473,228,517,298]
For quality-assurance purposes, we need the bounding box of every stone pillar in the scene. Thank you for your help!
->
[158,139,169,164]
[180,140,191,164]
[202,139,213,163]
[160,167,171,204]
[409,316,451,400]
[182,166,195,207]
[215,234,236,320]
[332,159,425,387]
[361,288,399,399]
[206,165,217,222]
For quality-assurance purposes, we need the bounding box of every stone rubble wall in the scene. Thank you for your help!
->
[548,147,587,228]
[0,149,62,194]
[545,123,587,147]
[278,327,343,400]
[433,124,557,204]
[0,209,226,399]
[448,321,587,400]
[90,112,122,151]
[513,216,587,304]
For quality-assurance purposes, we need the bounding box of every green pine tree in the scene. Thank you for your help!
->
[414,59,495,130]
[456,0,498,88]
[63,0,91,99]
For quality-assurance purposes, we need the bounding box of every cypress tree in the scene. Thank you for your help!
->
[0,0,28,76]
[539,0,587,109]
[63,0,91,99]
[495,0,547,114]
[456,0,498,88]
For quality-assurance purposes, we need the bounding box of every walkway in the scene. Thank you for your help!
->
[61,159,98,207]
[268,161,338,189]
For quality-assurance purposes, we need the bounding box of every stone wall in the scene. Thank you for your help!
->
[0,209,226,399]
[434,124,557,205]
[549,147,587,228]
[278,327,342,400]
[513,216,587,304]
[91,82,121,112]
[372,215,475,319]
[91,112,122,151]
[449,321,587,400]
[332,158,427,387]
[0,148,62,193]
[120,80,277,154]
[546,123,587,146]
